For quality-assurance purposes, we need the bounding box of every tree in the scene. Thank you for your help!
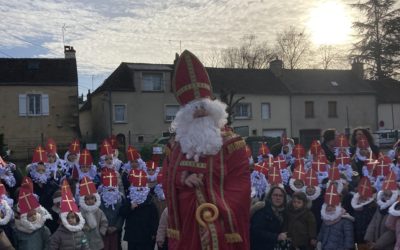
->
[275,26,311,69]
[219,88,245,126]
[206,35,274,69]
[351,0,400,79]
[315,45,348,70]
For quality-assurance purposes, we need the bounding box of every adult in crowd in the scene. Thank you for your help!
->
[250,186,288,250]
[349,128,380,158]
[321,129,336,163]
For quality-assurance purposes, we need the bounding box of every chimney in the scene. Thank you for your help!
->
[351,58,364,79]
[269,58,283,77]
[64,45,76,59]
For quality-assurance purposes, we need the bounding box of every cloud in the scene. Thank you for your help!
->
[0,0,360,90]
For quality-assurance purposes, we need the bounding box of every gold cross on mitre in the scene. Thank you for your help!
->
[20,191,32,210]
[80,177,92,194]
[71,141,79,151]
[130,170,145,186]
[63,195,75,211]
[36,147,45,161]
[81,150,90,165]
[104,172,115,186]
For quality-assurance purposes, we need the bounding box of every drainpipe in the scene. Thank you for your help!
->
[108,90,113,136]
[289,94,293,138]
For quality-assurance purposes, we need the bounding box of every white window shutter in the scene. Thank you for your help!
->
[18,94,27,116]
[41,94,49,115]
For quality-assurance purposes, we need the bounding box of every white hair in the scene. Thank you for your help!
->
[171,98,228,161]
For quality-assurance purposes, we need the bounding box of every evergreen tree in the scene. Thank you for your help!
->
[351,0,400,79]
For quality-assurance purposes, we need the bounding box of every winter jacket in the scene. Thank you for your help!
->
[352,203,376,244]
[100,201,124,231]
[284,206,316,249]
[385,214,400,250]
[250,201,286,250]
[14,225,51,250]
[156,207,168,244]
[317,214,354,250]
[82,208,108,250]
[120,196,159,244]
[364,209,395,250]
[48,225,90,250]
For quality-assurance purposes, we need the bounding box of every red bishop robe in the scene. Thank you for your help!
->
[163,130,251,250]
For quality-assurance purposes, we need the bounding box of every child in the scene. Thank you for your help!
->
[317,184,354,250]
[63,139,81,177]
[45,138,65,183]
[121,168,159,250]
[284,192,316,250]
[351,176,376,250]
[79,176,108,250]
[289,159,307,194]
[77,149,100,184]
[99,139,124,195]
[121,145,146,193]
[364,171,397,250]
[14,185,52,250]
[99,169,124,250]
[49,181,89,249]
[386,198,400,250]
[0,183,14,247]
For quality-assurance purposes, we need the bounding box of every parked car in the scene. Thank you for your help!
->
[373,129,399,148]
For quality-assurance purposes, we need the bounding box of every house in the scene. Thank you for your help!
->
[369,78,400,130]
[270,59,377,147]
[80,63,292,149]
[0,46,80,161]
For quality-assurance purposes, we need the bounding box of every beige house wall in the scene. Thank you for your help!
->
[290,95,377,138]
[377,104,400,130]
[229,95,291,137]
[0,85,79,160]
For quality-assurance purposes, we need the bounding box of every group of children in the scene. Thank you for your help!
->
[0,136,165,250]
[250,130,400,250]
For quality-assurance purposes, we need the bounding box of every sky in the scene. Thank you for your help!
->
[0,0,394,95]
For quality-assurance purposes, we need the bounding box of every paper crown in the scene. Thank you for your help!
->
[373,156,391,177]
[127,146,141,162]
[60,181,79,213]
[273,155,287,169]
[293,144,306,158]
[335,152,350,166]
[79,149,93,166]
[382,171,397,191]
[21,176,34,193]
[357,135,370,149]
[335,134,349,148]
[129,169,148,187]
[172,50,213,106]
[109,135,118,150]
[146,160,157,171]
[324,183,341,206]
[328,165,341,181]
[312,154,327,172]
[254,162,268,176]
[32,146,48,163]
[100,139,113,156]
[101,169,117,187]
[305,168,319,187]
[357,176,373,199]
[18,186,40,214]
[293,160,306,181]
[46,138,57,155]
[268,166,282,185]
[68,139,81,155]
[79,176,97,197]
[310,140,321,156]
[258,143,270,156]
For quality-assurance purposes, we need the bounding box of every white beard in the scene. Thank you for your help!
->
[171,99,227,162]
[16,206,52,233]
[321,204,343,222]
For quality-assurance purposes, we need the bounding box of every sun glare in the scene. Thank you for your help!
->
[307,1,352,45]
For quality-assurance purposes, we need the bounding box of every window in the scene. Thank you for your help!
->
[261,103,271,120]
[305,101,314,118]
[142,73,164,91]
[165,105,180,122]
[234,103,251,119]
[19,94,49,116]
[328,101,337,118]
[113,104,127,123]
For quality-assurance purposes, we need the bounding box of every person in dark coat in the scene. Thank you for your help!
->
[284,192,317,250]
[120,194,159,250]
[250,186,288,250]
[321,129,336,163]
